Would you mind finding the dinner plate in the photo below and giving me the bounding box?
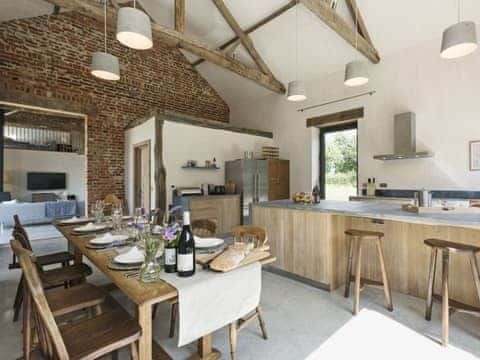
[59,216,93,225]
[194,236,225,249]
[114,246,163,264]
[73,223,108,233]
[89,233,129,245]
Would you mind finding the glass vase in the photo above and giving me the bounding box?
[139,233,161,283]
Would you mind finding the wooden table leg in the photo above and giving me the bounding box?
[137,303,153,360]
[190,333,221,360]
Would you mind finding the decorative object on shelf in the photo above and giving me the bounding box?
[205,160,212,168]
[287,3,306,102]
[469,140,480,171]
[185,160,197,168]
[116,0,153,50]
[91,0,120,81]
[225,181,236,194]
[441,0,477,59]
[261,146,279,159]
[344,5,369,87]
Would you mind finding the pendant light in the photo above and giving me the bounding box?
[344,5,369,87]
[441,0,478,59]
[91,0,120,81]
[287,2,306,102]
[116,0,153,50]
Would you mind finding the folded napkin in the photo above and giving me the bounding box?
[160,262,262,347]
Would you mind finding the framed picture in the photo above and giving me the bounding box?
[470,140,480,171]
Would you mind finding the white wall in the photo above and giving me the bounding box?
[4,149,86,202]
[230,37,480,193]
[125,117,157,213]
[163,121,273,206]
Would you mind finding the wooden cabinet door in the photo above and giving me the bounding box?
[268,160,290,200]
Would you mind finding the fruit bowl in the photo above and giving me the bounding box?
[292,192,312,204]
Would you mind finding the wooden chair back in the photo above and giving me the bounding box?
[231,226,268,248]
[192,219,217,238]
[103,193,123,216]
[13,215,32,250]
[11,239,70,359]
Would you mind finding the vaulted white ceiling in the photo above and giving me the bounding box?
[2,0,480,107]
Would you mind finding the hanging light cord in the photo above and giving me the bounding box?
[295,0,299,80]
[134,0,136,9]
[354,3,358,56]
[457,0,461,23]
[103,0,107,53]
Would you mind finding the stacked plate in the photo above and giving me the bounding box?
[194,236,225,254]
[86,233,130,250]
[58,216,94,225]
[72,222,110,235]
[108,246,163,271]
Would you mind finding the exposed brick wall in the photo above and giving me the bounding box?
[0,12,229,206]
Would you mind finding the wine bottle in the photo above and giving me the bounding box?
[164,236,178,273]
[177,211,195,277]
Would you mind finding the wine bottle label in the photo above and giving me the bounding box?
[165,248,176,265]
[177,254,194,271]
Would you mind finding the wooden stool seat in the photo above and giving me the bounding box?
[344,228,393,315]
[345,229,384,238]
[424,238,480,347]
[424,238,480,253]
[46,283,106,317]
[61,307,141,360]
[40,263,92,288]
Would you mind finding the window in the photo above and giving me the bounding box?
[319,122,358,200]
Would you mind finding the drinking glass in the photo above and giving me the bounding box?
[111,204,123,232]
[91,201,104,224]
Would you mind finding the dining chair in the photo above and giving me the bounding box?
[11,240,108,360]
[14,240,142,360]
[103,193,124,216]
[192,219,217,237]
[154,219,219,337]
[229,225,268,360]
[11,224,92,322]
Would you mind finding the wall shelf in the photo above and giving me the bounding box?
[181,166,220,170]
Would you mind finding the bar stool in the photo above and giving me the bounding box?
[424,239,480,347]
[344,229,394,315]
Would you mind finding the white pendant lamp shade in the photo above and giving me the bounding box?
[91,52,120,81]
[441,21,478,59]
[344,60,369,87]
[116,7,153,50]
[287,80,307,102]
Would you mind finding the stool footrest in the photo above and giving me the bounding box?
[432,294,480,317]
[349,275,384,289]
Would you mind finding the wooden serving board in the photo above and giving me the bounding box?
[197,245,271,272]
[402,204,480,214]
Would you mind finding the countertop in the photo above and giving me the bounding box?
[253,200,480,229]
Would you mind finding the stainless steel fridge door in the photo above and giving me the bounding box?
[256,160,269,202]
[242,160,256,223]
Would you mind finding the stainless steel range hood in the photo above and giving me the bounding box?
[373,112,434,160]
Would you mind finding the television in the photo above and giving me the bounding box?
[27,172,66,191]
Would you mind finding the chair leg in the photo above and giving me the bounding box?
[23,288,32,360]
[441,250,449,347]
[256,306,268,340]
[13,276,24,322]
[376,237,393,312]
[344,236,355,298]
[353,237,363,315]
[229,322,237,360]
[425,247,437,321]
[169,302,178,338]
[469,252,480,306]
[130,342,139,360]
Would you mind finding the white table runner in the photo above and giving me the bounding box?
[160,262,262,346]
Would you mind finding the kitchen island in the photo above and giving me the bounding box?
[252,200,480,307]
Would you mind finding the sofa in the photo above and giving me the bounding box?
[0,200,78,227]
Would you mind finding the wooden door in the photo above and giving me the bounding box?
[133,140,151,210]
[268,160,290,200]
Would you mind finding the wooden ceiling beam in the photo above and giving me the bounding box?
[43,0,286,94]
[212,0,273,77]
[300,0,380,63]
[174,0,185,33]
[345,0,374,48]
[193,0,297,67]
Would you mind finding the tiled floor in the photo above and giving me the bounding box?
[1,238,479,359]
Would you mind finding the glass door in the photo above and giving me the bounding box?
[320,123,358,200]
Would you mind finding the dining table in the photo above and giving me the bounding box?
[54,221,275,360]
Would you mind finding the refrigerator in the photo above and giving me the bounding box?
[225,159,268,225]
